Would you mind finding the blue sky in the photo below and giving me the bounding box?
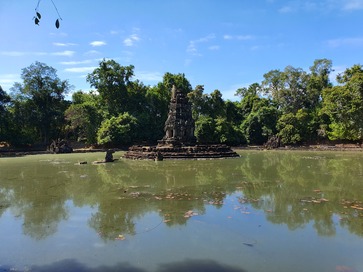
[1,0,363,100]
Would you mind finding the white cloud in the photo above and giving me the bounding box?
[136,71,163,82]
[123,34,140,47]
[278,0,363,13]
[223,35,254,41]
[84,50,101,56]
[0,51,47,57]
[90,41,107,47]
[187,34,216,56]
[208,45,220,51]
[343,0,363,10]
[60,60,93,65]
[327,37,363,47]
[52,50,75,57]
[64,67,97,73]
[53,42,77,47]
[0,74,20,90]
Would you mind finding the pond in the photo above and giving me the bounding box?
[0,150,363,272]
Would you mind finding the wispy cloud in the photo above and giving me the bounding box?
[187,34,216,56]
[342,0,363,10]
[0,51,47,57]
[278,1,319,13]
[208,45,220,51]
[64,67,97,73]
[123,34,140,47]
[136,71,163,82]
[53,42,77,47]
[90,41,107,47]
[223,35,254,41]
[84,50,101,56]
[327,37,363,47]
[60,60,93,65]
[0,74,20,89]
[278,0,363,13]
[52,50,76,57]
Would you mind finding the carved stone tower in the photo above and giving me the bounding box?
[158,85,196,146]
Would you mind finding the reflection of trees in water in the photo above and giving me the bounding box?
[0,159,69,239]
[237,151,363,236]
[1,151,363,240]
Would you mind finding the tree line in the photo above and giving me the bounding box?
[1,58,363,148]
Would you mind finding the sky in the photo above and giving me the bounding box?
[1,0,363,101]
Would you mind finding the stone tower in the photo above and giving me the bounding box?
[158,85,196,146]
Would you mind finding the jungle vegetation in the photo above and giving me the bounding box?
[1,58,363,148]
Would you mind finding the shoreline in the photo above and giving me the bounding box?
[1,144,363,158]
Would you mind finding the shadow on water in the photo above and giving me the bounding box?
[1,259,246,272]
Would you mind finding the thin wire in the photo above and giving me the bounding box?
[50,0,62,20]
[35,0,41,11]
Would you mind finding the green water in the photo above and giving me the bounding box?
[0,150,363,272]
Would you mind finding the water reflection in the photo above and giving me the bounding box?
[1,151,363,241]
[23,258,246,272]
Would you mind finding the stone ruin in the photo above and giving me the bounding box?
[49,139,73,154]
[123,85,239,160]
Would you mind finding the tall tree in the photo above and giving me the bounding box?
[10,62,71,144]
[64,91,101,145]
[321,64,363,141]
[0,85,11,142]
[162,72,193,95]
[87,59,134,117]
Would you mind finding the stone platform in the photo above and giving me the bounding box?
[123,144,239,160]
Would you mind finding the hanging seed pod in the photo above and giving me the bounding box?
[36,12,41,19]
[55,19,60,29]
[35,17,40,25]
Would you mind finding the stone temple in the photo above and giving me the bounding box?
[123,85,239,160]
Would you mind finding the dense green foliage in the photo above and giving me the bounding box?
[1,58,363,148]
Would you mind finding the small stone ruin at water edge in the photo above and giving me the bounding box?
[124,85,239,160]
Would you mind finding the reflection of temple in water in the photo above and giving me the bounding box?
[124,85,239,160]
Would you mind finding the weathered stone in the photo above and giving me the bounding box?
[124,85,239,160]
[49,139,73,154]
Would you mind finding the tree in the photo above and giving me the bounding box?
[194,115,217,144]
[0,85,11,142]
[87,59,134,117]
[10,62,71,145]
[162,72,193,95]
[238,85,278,145]
[321,65,363,141]
[97,112,138,146]
[65,91,101,145]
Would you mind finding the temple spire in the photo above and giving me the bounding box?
[158,85,196,146]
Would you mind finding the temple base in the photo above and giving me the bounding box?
[123,144,239,160]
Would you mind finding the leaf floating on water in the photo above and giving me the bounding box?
[184,210,198,218]
[242,242,254,247]
[351,205,363,210]
[115,234,125,240]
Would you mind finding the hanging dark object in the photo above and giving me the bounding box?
[33,0,63,29]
